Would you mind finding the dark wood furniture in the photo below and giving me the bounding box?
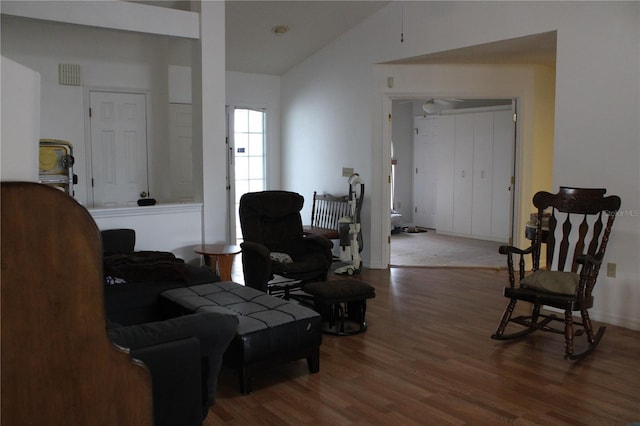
[491,187,621,360]
[303,191,349,240]
[193,244,241,281]
[1,182,153,425]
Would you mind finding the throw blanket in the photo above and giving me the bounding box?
[104,251,190,284]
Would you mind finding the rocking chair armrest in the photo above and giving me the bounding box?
[498,244,534,256]
[499,245,534,288]
[575,253,603,266]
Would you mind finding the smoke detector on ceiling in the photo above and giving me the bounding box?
[271,25,289,36]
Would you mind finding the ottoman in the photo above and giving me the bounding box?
[303,279,376,336]
[160,281,322,395]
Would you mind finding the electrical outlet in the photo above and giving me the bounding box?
[607,262,616,278]
[342,167,354,177]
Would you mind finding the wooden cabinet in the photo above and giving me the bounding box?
[413,106,513,242]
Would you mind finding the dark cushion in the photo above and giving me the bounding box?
[131,337,203,426]
[107,312,238,353]
[239,191,306,251]
[240,190,304,219]
[101,228,136,254]
[104,263,218,325]
[520,270,579,295]
[107,312,239,407]
[303,279,376,304]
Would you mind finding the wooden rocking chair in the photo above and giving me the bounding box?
[491,187,621,360]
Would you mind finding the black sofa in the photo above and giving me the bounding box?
[102,228,218,325]
[107,313,237,425]
[101,229,237,425]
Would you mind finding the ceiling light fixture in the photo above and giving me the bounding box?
[422,100,439,114]
[271,25,289,36]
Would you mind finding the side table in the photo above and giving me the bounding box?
[192,244,241,281]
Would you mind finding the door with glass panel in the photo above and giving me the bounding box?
[229,107,266,245]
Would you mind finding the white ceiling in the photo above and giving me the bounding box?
[225,1,390,75]
[134,1,555,75]
[133,1,390,75]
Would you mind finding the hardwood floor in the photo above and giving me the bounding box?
[206,266,640,425]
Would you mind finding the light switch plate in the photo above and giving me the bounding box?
[342,167,354,177]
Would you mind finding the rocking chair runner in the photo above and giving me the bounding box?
[491,187,621,360]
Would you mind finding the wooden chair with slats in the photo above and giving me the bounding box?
[303,191,350,240]
[491,187,621,360]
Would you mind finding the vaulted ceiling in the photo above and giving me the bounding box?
[133,1,555,75]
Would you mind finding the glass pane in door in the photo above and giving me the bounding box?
[233,108,266,245]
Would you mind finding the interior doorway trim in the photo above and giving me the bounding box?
[378,94,522,269]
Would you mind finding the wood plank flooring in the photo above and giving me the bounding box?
[205,267,640,425]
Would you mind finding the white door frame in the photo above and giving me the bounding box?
[225,105,234,243]
[384,95,520,267]
[84,86,151,207]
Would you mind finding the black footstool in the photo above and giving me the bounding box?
[303,279,375,336]
[160,281,322,395]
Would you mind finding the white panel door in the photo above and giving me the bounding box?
[435,114,455,233]
[90,91,148,207]
[452,113,474,235]
[471,111,494,238]
[413,116,438,229]
[169,103,194,202]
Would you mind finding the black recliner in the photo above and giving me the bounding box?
[239,191,333,293]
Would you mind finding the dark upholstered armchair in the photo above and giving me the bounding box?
[239,191,333,292]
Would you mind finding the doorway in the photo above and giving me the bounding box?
[88,90,149,208]
[227,107,267,245]
[390,98,516,268]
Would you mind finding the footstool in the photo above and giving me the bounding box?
[160,281,322,395]
[303,279,375,336]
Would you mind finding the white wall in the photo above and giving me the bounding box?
[1,56,40,182]
[192,0,227,246]
[0,0,199,38]
[281,1,640,330]
[91,204,203,263]
[1,1,228,253]
[1,15,179,205]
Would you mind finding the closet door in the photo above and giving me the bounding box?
[413,117,438,229]
[435,115,455,233]
[452,114,474,235]
[471,112,494,238]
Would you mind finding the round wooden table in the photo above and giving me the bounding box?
[193,244,241,281]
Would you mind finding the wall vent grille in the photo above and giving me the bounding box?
[58,64,81,86]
